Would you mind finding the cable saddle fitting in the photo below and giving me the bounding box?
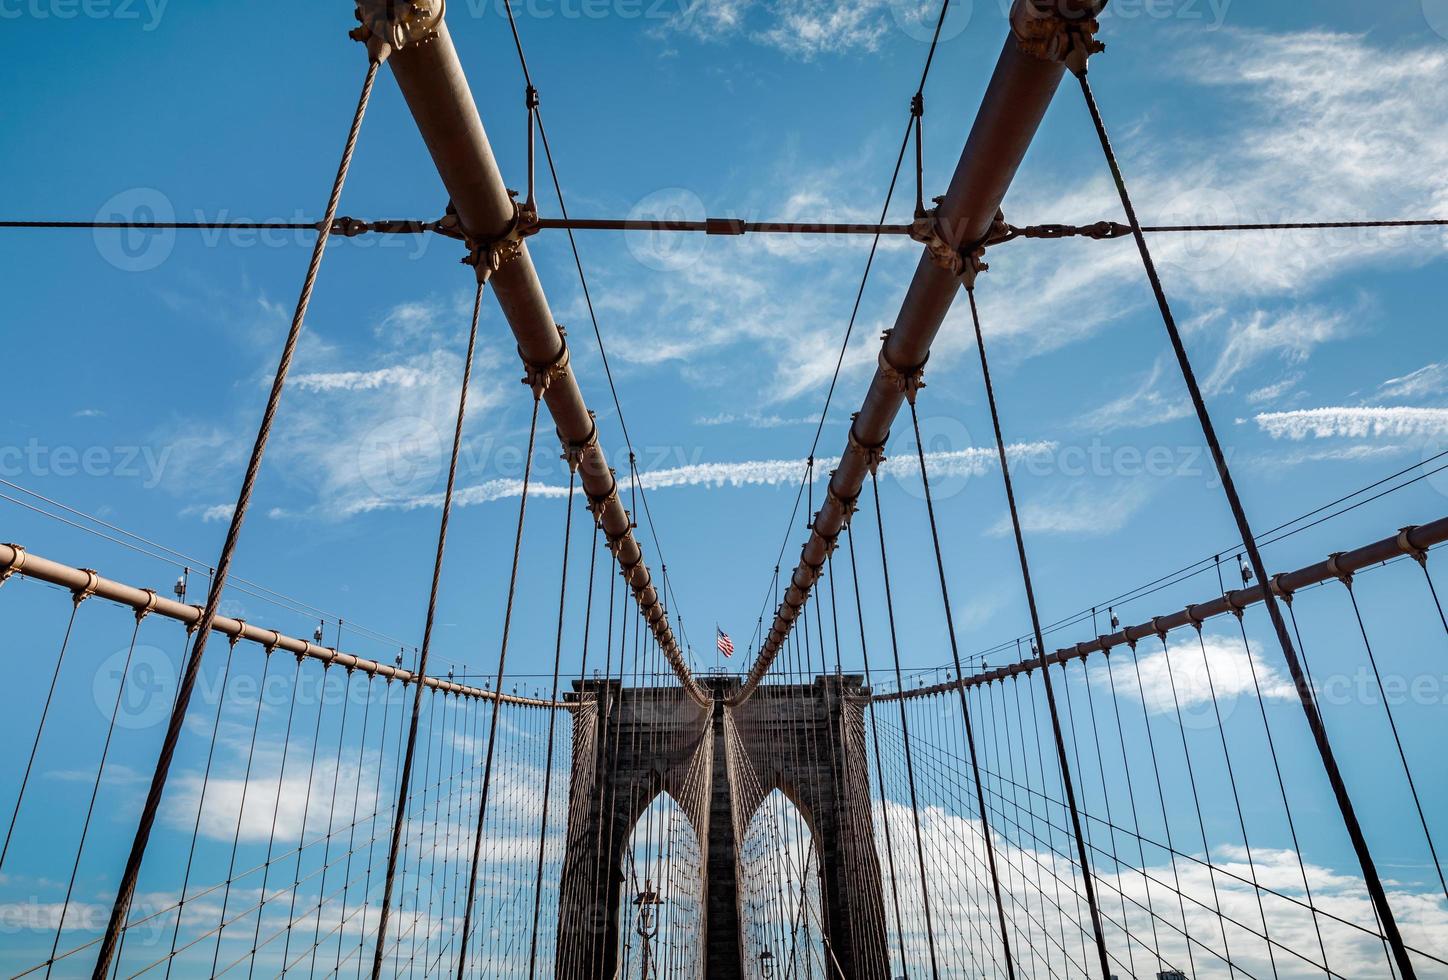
[846,417,888,474]
[909,206,1010,284]
[351,0,445,61]
[877,330,928,404]
[462,192,541,282]
[1010,0,1106,72]
[519,324,570,398]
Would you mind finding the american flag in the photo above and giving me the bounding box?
[716,627,734,658]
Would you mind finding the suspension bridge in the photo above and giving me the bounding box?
[2,0,1447,976]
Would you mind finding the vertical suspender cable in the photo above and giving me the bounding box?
[866,468,942,978]
[527,467,578,976]
[454,394,543,979]
[1072,62,1416,979]
[966,285,1112,979]
[91,56,382,979]
[370,275,486,975]
[907,398,1018,979]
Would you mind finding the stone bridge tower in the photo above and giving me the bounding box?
[555,675,890,979]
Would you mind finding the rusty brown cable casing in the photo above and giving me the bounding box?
[378,16,705,704]
[736,0,1108,703]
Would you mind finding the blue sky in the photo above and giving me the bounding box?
[2,0,1448,974]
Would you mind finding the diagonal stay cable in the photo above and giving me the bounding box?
[1073,55,1417,978]
[88,55,383,980]
[368,276,487,975]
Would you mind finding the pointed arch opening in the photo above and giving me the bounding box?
[615,791,705,977]
[738,788,829,979]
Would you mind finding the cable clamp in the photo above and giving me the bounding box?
[1269,573,1295,604]
[560,417,596,473]
[1010,0,1106,71]
[462,193,539,282]
[910,207,1011,285]
[587,470,619,523]
[1396,526,1429,565]
[73,568,100,605]
[1185,604,1207,630]
[877,332,928,404]
[520,324,570,398]
[1150,616,1169,640]
[263,631,281,655]
[1326,551,1354,586]
[825,478,859,528]
[0,543,26,588]
[350,0,445,59]
[228,620,248,649]
[136,588,159,623]
[847,416,888,474]
[1224,590,1246,619]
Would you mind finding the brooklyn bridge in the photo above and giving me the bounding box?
[2,0,1446,976]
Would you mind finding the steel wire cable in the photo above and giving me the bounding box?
[1075,62,1419,977]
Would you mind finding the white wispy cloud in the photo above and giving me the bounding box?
[695,411,825,429]
[971,28,1448,377]
[1081,358,1190,433]
[331,442,1057,518]
[1254,407,1448,441]
[1376,362,1448,401]
[182,502,236,523]
[1092,632,1296,721]
[662,0,902,58]
[166,297,510,523]
[1246,371,1304,406]
[1199,307,1350,396]
[290,363,445,393]
[987,479,1154,538]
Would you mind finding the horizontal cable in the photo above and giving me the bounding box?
[876,512,1447,701]
[0,217,432,235]
[0,542,573,708]
[1000,217,1448,242]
